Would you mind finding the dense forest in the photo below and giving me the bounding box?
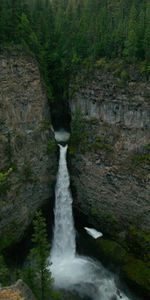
[0,0,150,100]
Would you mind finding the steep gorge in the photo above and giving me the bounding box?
[0,51,149,297]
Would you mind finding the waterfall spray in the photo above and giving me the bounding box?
[49,143,135,300]
[51,145,75,263]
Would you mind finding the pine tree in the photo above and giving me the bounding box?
[144,2,150,60]
[123,3,138,61]
[23,211,52,300]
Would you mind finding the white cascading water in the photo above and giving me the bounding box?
[51,145,75,262]
[49,144,135,300]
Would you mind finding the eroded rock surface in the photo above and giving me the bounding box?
[0,50,56,247]
[70,67,150,237]
[0,279,36,300]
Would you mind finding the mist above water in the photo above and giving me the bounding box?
[48,144,135,300]
[54,130,70,143]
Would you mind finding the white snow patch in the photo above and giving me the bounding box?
[84,227,103,239]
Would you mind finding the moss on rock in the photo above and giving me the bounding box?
[127,226,150,263]
[95,238,127,265]
[122,256,150,295]
[90,237,150,297]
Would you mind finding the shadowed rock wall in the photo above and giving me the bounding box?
[70,67,150,235]
[0,50,56,246]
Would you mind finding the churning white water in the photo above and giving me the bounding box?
[49,145,133,300]
[51,145,75,263]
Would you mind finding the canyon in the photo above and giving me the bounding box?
[0,52,149,297]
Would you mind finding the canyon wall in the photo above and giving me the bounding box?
[0,49,56,247]
[70,65,150,237]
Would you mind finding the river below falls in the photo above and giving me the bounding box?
[48,225,140,300]
[48,144,140,300]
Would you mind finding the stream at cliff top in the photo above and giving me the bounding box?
[48,144,136,300]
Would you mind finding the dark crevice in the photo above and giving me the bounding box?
[50,99,71,132]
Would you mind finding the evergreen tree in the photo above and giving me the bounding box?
[144,2,150,60]
[123,3,138,61]
[0,0,150,99]
[23,211,52,300]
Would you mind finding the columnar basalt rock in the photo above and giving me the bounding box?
[70,67,150,236]
[0,50,57,246]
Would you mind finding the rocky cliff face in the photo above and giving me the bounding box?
[70,65,150,239]
[0,50,56,247]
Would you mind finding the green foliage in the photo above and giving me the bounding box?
[131,153,150,167]
[144,3,150,60]
[127,226,150,263]
[0,0,150,100]
[89,137,112,153]
[95,239,127,265]
[96,58,107,69]
[139,61,150,80]
[122,256,150,293]
[70,108,83,145]
[40,120,51,131]
[90,207,99,218]
[47,139,57,154]
[0,255,9,286]
[0,168,13,196]
[50,290,64,300]
[0,170,10,183]
[0,212,63,299]
[120,70,129,81]
[22,211,52,300]
[123,4,138,61]
[96,237,150,293]
[69,108,88,154]
[0,230,16,252]
[145,144,150,152]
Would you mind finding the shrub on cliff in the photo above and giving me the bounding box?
[22,211,52,300]
[69,108,88,154]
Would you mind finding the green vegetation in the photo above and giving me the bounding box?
[0,231,16,251]
[0,167,13,196]
[0,255,9,286]
[69,110,112,154]
[124,145,150,181]
[0,168,12,183]
[40,120,52,131]
[69,108,88,154]
[0,212,63,300]
[122,256,150,293]
[21,211,52,300]
[94,237,150,295]
[131,153,150,167]
[47,139,57,154]
[89,137,112,153]
[0,0,150,101]
[90,207,99,218]
[95,239,127,265]
[127,226,150,263]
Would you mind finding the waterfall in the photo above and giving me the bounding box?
[51,145,75,262]
[49,144,136,300]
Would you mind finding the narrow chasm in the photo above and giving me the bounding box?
[50,99,71,133]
